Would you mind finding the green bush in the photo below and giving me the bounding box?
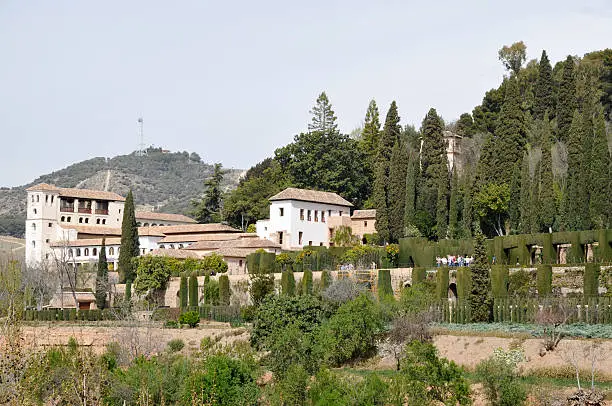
[435,267,450,299]
[240,305,257,323]
[250,274,274,305]
[377,269,393,300]
[179,274,188,310]
[219,275,231,305]
[167,338,185,353]
[536,264,552,297]
[412,267,426,284]
[584,263,600,298]
[475,349,527,406]
[189,273,199,309]
[179,311,200,328]
[491,265,509,299]
[320,270,332,291]
[302,269,313,295]
[281,270,296,296]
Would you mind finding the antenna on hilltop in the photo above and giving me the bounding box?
[136,117,146,156]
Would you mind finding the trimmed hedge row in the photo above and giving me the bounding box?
[377,269,393,299]
[24,308,118,322]
[198,305,241,323]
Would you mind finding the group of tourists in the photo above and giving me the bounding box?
[435,255,473,267]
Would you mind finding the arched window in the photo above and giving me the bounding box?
[31,241,35,248]
[68,249,73,257]
[31,223,36,230]
[179,244,184,248]
[61,216,65,222]
[33,208,37,215]
[31,195,35,202]
[170,244,175,249]
[109,247,114,255]
[84,248,89,256]
[36,195,39,202]
[51,196,54,203]
[67,216,71,222]
[137,222,142,227]
[159,245,165,249]
[45,195,48,203]
[79,218,83,224]
[102,219,106,225]
[152,223,157,226]
[92,248,97,256]
[76,248,81,257]
[143,223,149,226]
[84,218,89,224]
[96,219,100,224]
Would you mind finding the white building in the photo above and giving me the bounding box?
[25,183,126,265]
[256,188,353,250]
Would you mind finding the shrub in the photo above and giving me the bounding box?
[475,348,527,406]
[281,270,296,296]
[302,269,313,295]
[321,278,366,304]
[167,338,185,353]
[219,275,231,305]
[584,263,600,299]
[536,264,553,297]
[179,311,200,328]
[164,320,179,329]
[179,275,188,310]
[249,273,274,305]
[377,269,393,300]
[188,272,199,309]
[203,275,220,305]
[240,305,257,322]
[270,364,309,406]
[320,270,332,291]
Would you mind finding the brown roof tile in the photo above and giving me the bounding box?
[137,227,167,237]
[211,247,264,258]
[158,233,256,244]
[351,209,376,219]
[135,211,196,223]
[50,237,122,247]
[61,225,122,236]
[27,183,125,201]
[149,223,241,235]
[148,249,201,259]
[186,237,280,251]
[269,188,353,207]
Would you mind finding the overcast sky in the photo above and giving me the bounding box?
[1,1,611,187]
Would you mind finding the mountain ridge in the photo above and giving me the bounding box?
[0,147,244,237]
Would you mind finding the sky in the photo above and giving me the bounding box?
[1,1,611,187]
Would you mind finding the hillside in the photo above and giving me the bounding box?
[0,147,244,237]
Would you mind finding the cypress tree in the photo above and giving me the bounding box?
[538,115,556,232]
[388,141,408,242]
[556,56,577,141]
[469,230,492,322]
[374,101,401,243]
[519,152,532,234]
[95,239,108,310]
[360,99,381,169]
[189,272,199,309]
[403,152,418,229]
[435,167,449,240]
[448,168,459,239]
[493,77,526,185]
[124,281,132,305]
[508,162,521,232]
[281,270,296,296]
[118,190,140,283]
[562,110,590,231]
[461,175,474,238]
[588,106,611,228]
[530,158,541,233]
[418,108,446,222]
[302,269,313,295]
[320,270,332,291]
[219,275,231,305]
[377,269,393,300]
[179,274,188,310]
[475,134,496,188]
[203,274,211,304]
[533,50,554,120]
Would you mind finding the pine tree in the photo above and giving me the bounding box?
[469,230,492,322]
[94,238,108,310]
[588,106,611,228]
[360,99,381,167]
[533,50,554,120]
[388,141,408,242]
[508,162,521,232]
[448,168,459,239]
[493,77,526,185]
[374,101,401,243]
[118,190,139,283]
[538,115,556,232]
[191,163,225,223]
[435,165,449,240]
[403,152,418,230]
[556,56,576,141]
[308,91,338,135]
[519,153,532,234]
[417,108,446,221]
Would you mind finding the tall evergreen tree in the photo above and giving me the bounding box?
[588,106,611,229]
[538,115,556,232]
[556,56,577,141]
[359,99,381,167]
[530,158,541,233]
[519,153,532,234]
[308,92,338,135]
[403,152,418,229]
[448,168,460,239]
[493,77,526,185]
[469,229,492,322]
[388,141,408,242]
[533,50,555,120]
[374,101,401,243]
[417,108,446,225]
[191,163,225,223]
[461,175,474,238]
[435,164,450,240]
[562,110,590,231]
[95,238,108,310]
[118,190,140,283]
[508,162,521,232]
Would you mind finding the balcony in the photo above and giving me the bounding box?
[95,209,109,215]
[78,208,92,214]
[60,206,75,213]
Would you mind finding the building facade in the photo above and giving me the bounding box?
[256,188,353,250]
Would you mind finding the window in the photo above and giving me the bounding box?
[143,223,149,226]
[320,242,323,246]
[36,195,39,202]
[179,244,184,248]
[51,196,54,203]
[79,218,83,224]
[170,244,175,249]
[314,211,318,222]
[67,216,71,222]
[339,211,343,216]
[307,210,312,221]
[33,208,37,215]
[364,221,368,227]
[76,248,81,257]
[298,231,303,245]
[84,218,89,224]
[61,216,65,222]
[279,207,284,217]
[328,210,332,217]
[278,231,283,245]
[108,247,114,255]
[96,219,100,224]
[321,211,325,222]
[159,245,165,249]
[45,253,49,259]
[45,195,48,203]
[102,219,106,225]
[48,222,52,227]
[300,209,304,220]
[308,241,312,246]
[31,223,36,230]
[31,241,35,248]
[93,248,97,256]
[239,259,243,268]
[31,195,35,203]
[68,249,73,257]
[84,248,89,256]
[45,239,50,243]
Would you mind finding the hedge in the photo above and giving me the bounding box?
[219,275,231,305]
[302,269,313,295]
[281,270,296,296]
[583,263,600,299]
[179,275,188,310]
[411,267,426,285]
[377,269,393,300]
[188,273,198,309]
[536,264,552,297]
[25,308,118,322]
[568,233,585,263]
[198,305,241,323]
[491,265,508,299]
[320,270,332,291]
[435,267,450,299]
[456,267,471,301]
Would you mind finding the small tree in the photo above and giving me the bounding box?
[219,275,230,305]
[469,229,493,322]
[536,299,574,351]
[179,274,188,310]
[281,270,296,296]
[377,269,393,300]
[302,270,313,295]
[189,272,199,309]
[118,190,140,283]
[320,270,332,291]
[94,239,109,310]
